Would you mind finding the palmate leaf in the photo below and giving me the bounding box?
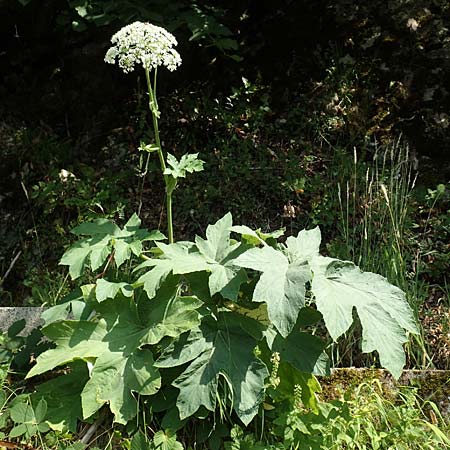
[41,284,96,326]
[195,213,248,300]
[27,282,202,424]
[233,228,321,337]
[135,243,208,299]
[156,313,268,425]
[96,278,133,302]
[136,214,247,301]
[311,256,419,378]
[164,153,204,179]
[81,348,160,422]
[60,214,165,279]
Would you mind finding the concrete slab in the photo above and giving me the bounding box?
[0,307,45,336]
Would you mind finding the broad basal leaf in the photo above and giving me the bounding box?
[27,283,202,424]
[81,348,160,422]
[41,285,96,326]
[137,215,247,301]
[135,243,208,299]
[156,314,268,425]
[311,256,419,378]
[233,227,322,337]
[137,275,203,344]
[72,218,120,236]
[60,235,111,279]
[135,259,174,299]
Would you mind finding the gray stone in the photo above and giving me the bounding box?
[0,307,45,336]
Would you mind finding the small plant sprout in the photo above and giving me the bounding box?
[105,21,203,243]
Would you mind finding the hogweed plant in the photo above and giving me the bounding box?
[105,21,203,243]
[20,22,419,445]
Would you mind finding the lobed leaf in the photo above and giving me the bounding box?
[60,214,164,279]
[311,256,419,378]
[96,278,133,302]
[156,314,268,425]
[164,153,205,179]
[233,246,310,337]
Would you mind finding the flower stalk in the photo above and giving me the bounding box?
[145,67,174,243]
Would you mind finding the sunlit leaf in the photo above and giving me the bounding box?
[311,256,419,378]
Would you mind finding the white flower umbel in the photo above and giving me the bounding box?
[105,21,182,73]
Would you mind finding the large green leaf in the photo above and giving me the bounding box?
[135,259,174,299]
[81,348,160,422]
[195,213,248,300]
[137,214,247,301]
[27,283,202,424]
[60,214,164,279]
[137,276,203,345]
[233,228,321,337]
[60,235,111,279]
[135,242,208,299]
[156,314,268,425]
[311,256,419,378]
[96,278,133,302]
[41,284,96,326]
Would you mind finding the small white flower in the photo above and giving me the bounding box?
[105,21,182,73]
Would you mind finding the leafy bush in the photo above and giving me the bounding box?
[18,210,417,438]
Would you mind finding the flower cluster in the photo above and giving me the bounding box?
[105,21,182,73]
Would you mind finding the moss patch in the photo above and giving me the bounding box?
[318,368,450,416]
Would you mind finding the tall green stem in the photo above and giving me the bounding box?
[145,67,174,243]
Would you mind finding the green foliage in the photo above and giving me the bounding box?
[60,214,164,279]
[164,153,205,195]
[8,396,50,439]
[271,381,450,449]
[20,209,417,439]
[157,314,269,425]
[16,0,241,60]
[164,153,204,180]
